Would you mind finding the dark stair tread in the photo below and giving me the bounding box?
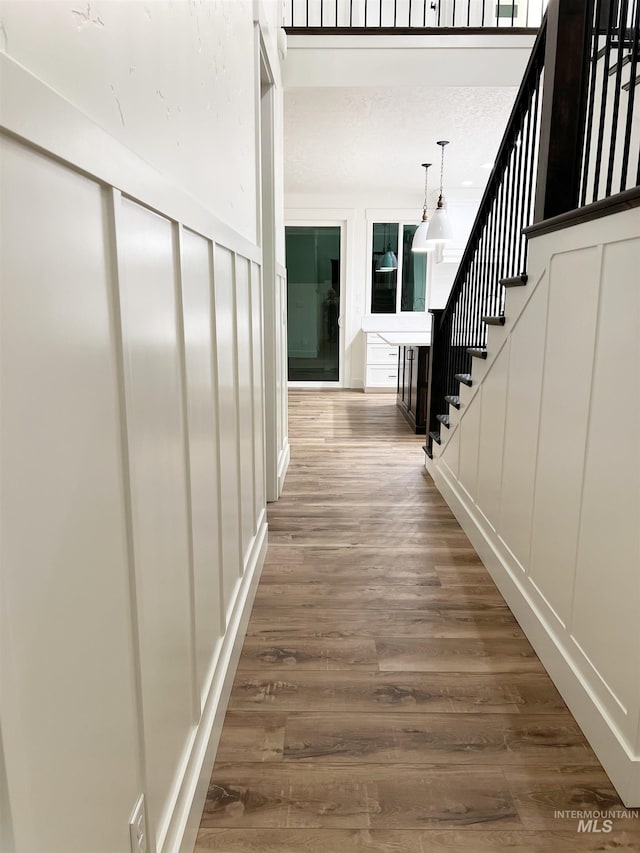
[483,314,506,326]
[436,414,450,428]
[467,347,488,359]
[444,394,461,409]
[500,273,528,287]
[455,373,473,387]
[623,73,640,91]
[429,430,442,446]
[422,444,433,459]
[597,41,634,60]
[608,53,639,76]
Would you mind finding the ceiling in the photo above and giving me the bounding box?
[284,85,518,200]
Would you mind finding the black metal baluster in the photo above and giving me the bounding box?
[409,0,413,27]
[484,200,497,321]
[453,0,457,26]
[512,122,525,277]
[620,0,640,189]
[467,259,478,351]
[516,97,532,274]
[473,225,484,341]
[484,210,496,319]
[524,74,541,264]
[478,213,491,325]
[493,170,506,317]
[593,0,617,200]
[479,221,489,342]
[452,282,461,386]
[580,0,600,201]
[437,0,441,27]
[502,150,515,285]
[380,0,383,26]
[606,0,630,195]
[467,0,471,26]
[507,142,520,278]
[459,278,469,381]
[467,269,476,355]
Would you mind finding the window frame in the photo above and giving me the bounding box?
[367,216,429,316]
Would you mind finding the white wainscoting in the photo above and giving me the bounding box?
[0,52,276,853]
[426,206,640,807]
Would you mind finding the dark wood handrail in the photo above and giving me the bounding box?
[435,15,547,331]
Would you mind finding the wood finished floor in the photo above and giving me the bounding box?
[196,392,640,852]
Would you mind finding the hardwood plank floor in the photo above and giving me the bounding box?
[196,391,640,851]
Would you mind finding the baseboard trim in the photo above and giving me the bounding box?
[159,518,268,853]
[277,440,290,497]
[431,461,640,807]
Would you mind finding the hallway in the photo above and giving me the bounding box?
[195,391,638,852]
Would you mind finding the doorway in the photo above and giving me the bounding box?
[285,225,341,383]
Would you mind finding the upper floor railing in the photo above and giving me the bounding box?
[426,0,640,453]
[283,0,546,30]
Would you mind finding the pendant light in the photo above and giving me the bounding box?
[411,163,435,253]
[428,140,454,244]
[376,224,398,272]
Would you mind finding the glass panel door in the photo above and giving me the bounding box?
[285,225,341,382]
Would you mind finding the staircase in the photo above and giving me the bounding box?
[424,0,640,460]
[425,275,528,458]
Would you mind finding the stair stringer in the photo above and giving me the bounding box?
[430,264,544,463]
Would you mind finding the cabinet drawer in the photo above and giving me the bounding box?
[367,343,400,365]
[366,365,399,387]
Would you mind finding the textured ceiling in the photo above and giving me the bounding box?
[284,85,518,198]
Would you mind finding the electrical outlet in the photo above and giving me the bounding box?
[129,794,147,853]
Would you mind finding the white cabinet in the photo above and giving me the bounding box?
[365,333,399,391]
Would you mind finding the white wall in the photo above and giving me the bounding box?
[426,206,640,806]
[0,2,287,851]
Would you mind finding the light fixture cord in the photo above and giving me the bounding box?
[439,145,445,197]
[423,165,429,212]
[421,164,430,220]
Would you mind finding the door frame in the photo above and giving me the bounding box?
[284,216,348,389]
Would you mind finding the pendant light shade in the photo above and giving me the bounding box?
[375,223,398,272]
[377,248,398,272]
[429,141,454,245]
[427,200,454,243]
[412,163,435,253]
[411,219,433,253]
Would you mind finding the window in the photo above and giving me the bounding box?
[371,222,427,314]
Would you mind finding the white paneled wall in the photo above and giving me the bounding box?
[117,197,198,845]
[0,134,141,853]
[1,131,272,852]
[180,228,223,704]
[427,206,640,806]
[214,245,244,615]
[0,1,286,848]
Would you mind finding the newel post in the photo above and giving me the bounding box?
[426,308,445,440]
[534,0,594,222]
